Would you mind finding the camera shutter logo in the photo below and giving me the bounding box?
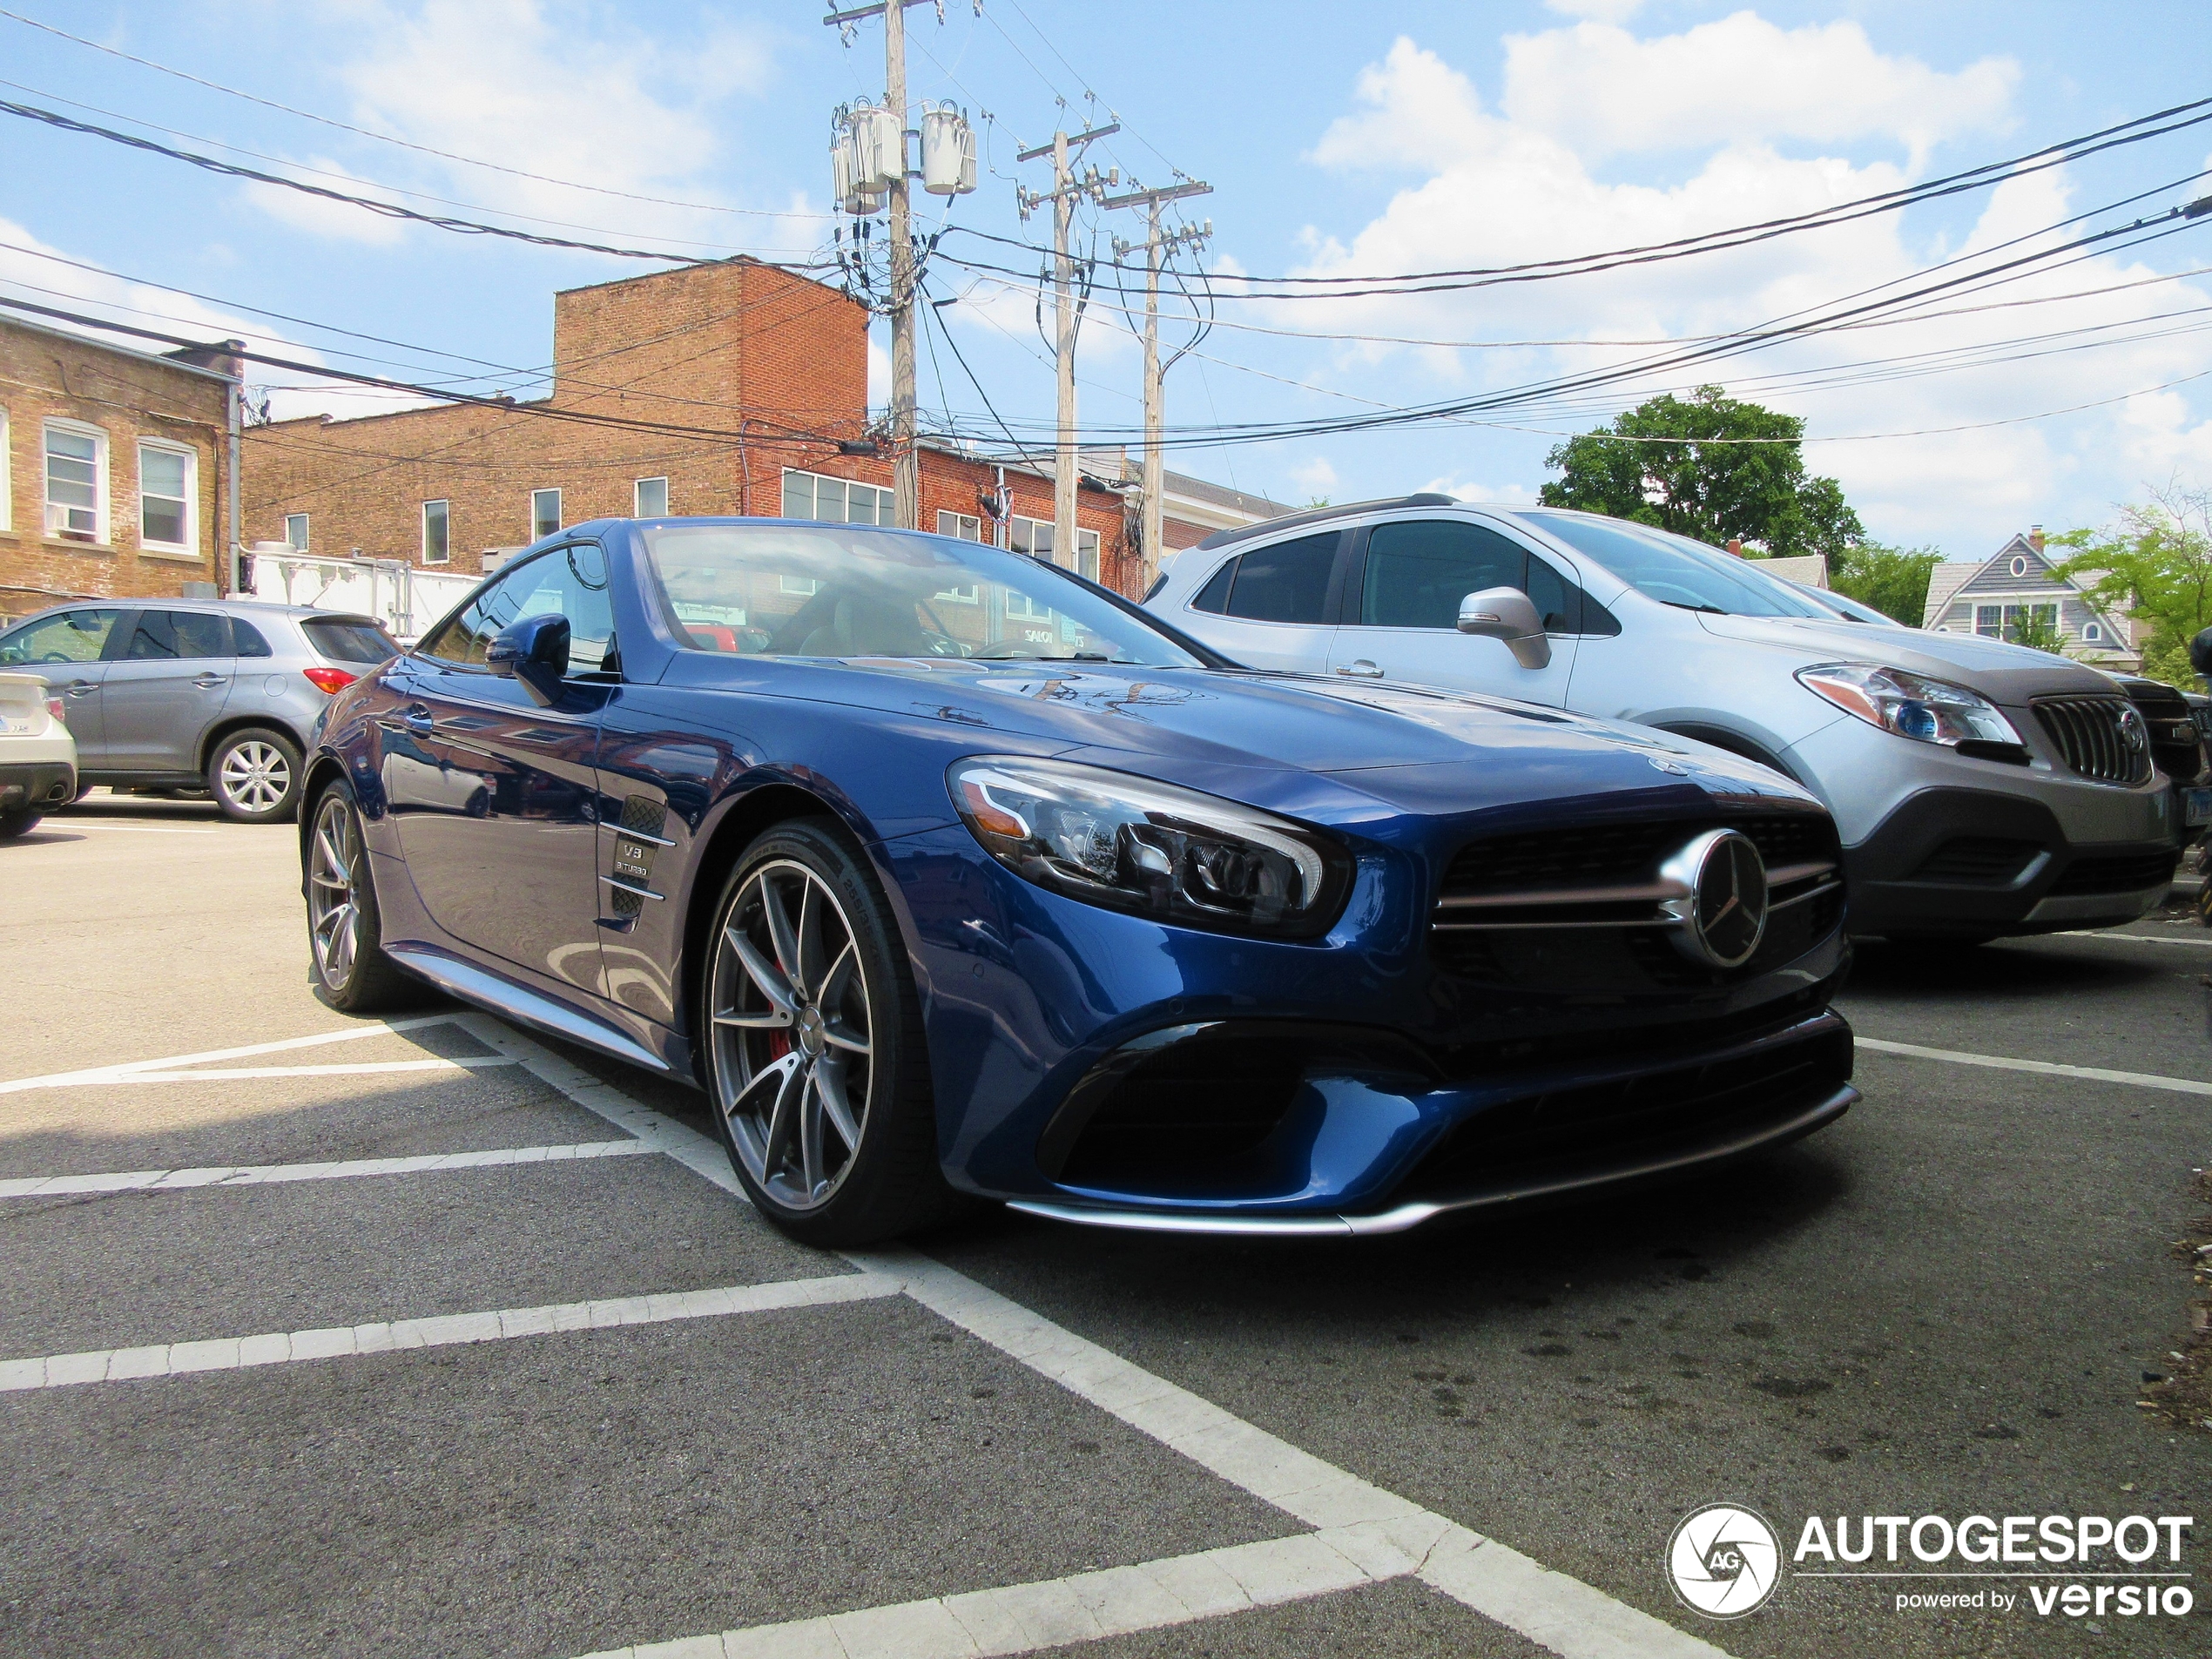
[1669,1503,1782,1618]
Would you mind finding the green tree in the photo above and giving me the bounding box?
[2004,608,2068,655]
[1829,542,1943,625]
[2048,482,2212,685]
[1538,385,1866,558]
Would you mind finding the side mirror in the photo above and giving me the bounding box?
[1457,587,1552,670]
[486,612,570,705]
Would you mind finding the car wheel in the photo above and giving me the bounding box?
[305,780,420,1013]
[209,728,303,823]
[704,819,949,1246]
[0,806,43,839]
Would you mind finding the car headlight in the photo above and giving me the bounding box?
[948,756,1353,939]
[1796,664,2022,749]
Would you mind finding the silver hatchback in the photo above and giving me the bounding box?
[0,599,398,822]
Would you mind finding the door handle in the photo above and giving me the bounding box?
[1335,660,1385,678]
[192,674,229,689]
[401,708,435,733]
[63,681,96,697]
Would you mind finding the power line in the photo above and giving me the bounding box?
[0,4,822,220]
[0,98,833,269]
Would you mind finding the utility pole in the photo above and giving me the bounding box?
[1103,180,1211,594]
[1018,121,1116,568]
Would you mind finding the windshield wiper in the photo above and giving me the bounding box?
[1660,600,1729,615]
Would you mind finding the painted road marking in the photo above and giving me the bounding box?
[0,1271,900,1393]
[0,1140,653,1199]
[9,1056,518,1091]
[1856,1036,2212,1096]
[2052,929,2212,948]
[0,1014,462,1097]
[576,1521,1447,1659]
[478,1017,1730,1659]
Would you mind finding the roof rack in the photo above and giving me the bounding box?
[1194,493,1460,551]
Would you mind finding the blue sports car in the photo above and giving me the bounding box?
[300,516,1856,1244]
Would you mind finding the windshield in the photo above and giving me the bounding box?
[1519,510,1831,618]
[640,523,1204,667]
[1791,583,1902,625]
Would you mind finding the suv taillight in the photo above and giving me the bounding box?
[302,666,357,695]
[46,697,65,724]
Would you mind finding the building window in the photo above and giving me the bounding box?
[421,499,451,565]
[137,441,196,551]
[1009,515,1101,581]
[44,421,106,543]
[780,467,892,527]
[635,476,669,517]
[2009,555,2030,577]
[531,489,562,541]
[284,513,309,552]
[0,407,10,532]
[779,575,820,597]
[936,509,982,541]
[2082,623,2102,643]
[1974,604,2002,638]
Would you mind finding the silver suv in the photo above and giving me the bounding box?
[0,599,397,823]
[1147,496,2175,943]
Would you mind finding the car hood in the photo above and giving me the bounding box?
[1694,611,2120,703]
[661,654,1820,822]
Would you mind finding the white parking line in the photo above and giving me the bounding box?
[1856,1035,2212,1096]
[0,1140,653,1199]
[12,1057,519,1091]
[474,1019,1729,1659]
[40,823,221,835]
[582,1520,1446,1659]
[2053,928,2212,948]
[0,1014,462,1097]
[0,1271,900,1393]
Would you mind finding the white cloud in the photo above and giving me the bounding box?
[1288,456,1339,498]
[238,158,409,246]
[1277,21,2212,556]
[1421,475,1538,505]
[1501,15,2017,167]
[1543,0,1643,21]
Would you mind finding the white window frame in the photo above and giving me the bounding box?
[1973,604,2001,638]
[43,417,108,544]
[634,476,669,517]
[136,437,199,554]
[285,513,310,551]
[0,406,10,532]
[2082,622,2103,642]
[780,466,891,527]
[2009,555,2030,577]
[531,488,563,541]
[936,509,981,541]
[421,499,452,566]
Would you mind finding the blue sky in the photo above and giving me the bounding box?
[3,0,2210,558]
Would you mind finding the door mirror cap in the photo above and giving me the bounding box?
[486,612,570,705]
[1456,586,1552,670]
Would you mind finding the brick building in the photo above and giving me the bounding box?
[243,260,1284,597]
[0,315,240,624]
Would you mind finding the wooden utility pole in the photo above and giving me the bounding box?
[883,0,917,529]
[1019,122,1117,567]
[1103,179,1211,593]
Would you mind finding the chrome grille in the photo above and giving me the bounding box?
[2033,696,2151,785]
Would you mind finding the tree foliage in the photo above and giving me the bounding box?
[1538,385,1865,558]
[1829,543,1942,625]
[2049,481,2212,685]
[2004,608,2068,655]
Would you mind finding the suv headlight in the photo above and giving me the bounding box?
[948,756,1353,939]
[1797,664,2022,748]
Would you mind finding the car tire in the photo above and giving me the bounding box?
[305,779,421,1013]
[209,728,304,823]
[0,806,43,839]
[702,818,952,1246]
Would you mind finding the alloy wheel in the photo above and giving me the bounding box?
[221,740,292,813]
[710,859,875,1211]
[307,793,361,990]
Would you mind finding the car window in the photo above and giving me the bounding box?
[1222,531,1338,624]
[302,618,401,664]
[1190,556,1237,614]
[124,610,232,660]
[641,523,1203,666]
[0,607,122,665]
[421,543,613,671]
[1361,520,1527,629]
[233,617,275,658]
[1519,511,1830,619]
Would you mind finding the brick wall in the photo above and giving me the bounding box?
[240,259,1138,591]
[0,319,233,624]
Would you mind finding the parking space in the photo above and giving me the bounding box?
[1,809,2205,1658]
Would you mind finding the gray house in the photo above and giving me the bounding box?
[1921,529,2141,670]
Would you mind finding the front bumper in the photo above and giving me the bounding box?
[1842,786,2176,939]
[0,759,77,814]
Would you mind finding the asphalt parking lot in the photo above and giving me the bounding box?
[1,795,2205,1659]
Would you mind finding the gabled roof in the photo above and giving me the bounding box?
[1919,561,1980,626]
